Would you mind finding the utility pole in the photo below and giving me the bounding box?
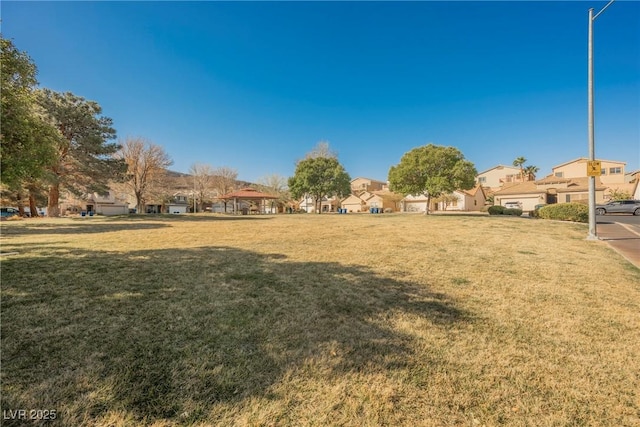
[587,0,615,240]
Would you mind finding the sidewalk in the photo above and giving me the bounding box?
[596,221,640,268]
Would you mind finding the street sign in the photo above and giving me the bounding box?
[587,161,601,177]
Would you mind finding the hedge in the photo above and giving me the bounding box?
[537,203,588,223]
[503,208,523,216]
[488,205,505,215]
[488,206,522,216]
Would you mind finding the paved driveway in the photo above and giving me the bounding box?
[597,214,640,267]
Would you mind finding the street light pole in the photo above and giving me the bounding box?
[587,0,615,240]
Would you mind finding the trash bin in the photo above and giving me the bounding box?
[241,207,248,215]
[81,211,87,217]
[89,211,94,217]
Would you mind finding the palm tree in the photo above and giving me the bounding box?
[524,165,539,181]
[513,157,527,182]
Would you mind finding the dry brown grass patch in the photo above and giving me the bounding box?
[1,214,638,426]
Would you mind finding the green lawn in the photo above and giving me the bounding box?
[1,214,639,426]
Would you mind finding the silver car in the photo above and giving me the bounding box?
[595,200,640,216]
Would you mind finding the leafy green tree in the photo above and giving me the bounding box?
[608,188,631,201]
[0,37,57,208]
[288,156,351,214]
[37,89,125,216]
[388,144,476,214]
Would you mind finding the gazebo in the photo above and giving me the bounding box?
[219,188,278,215]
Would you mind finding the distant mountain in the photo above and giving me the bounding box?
[164,169,255,191]
[166,170,190,178]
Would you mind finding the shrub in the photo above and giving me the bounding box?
[488,205,505,215]
[503,208,523,216]
[538,203,588,223]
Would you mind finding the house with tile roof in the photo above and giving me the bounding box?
[340,194,367,212]
[493,176,608,211]
[552,157,626,185]
[363,190,404,212]
[350,177,388,193]
[399,185,486,213]
[433,185,486,212]
[476,165,523,190]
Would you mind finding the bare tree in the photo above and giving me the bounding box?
[116,137,173,214]
[212,166,238,212]
[306,140,337,159]
[188,163,215,212]
[258,173,288,194]
[257,173,290,213]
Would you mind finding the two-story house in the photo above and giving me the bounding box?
[476,165,523,191]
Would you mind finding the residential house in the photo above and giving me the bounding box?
[476,165,523,190]
[341,194,366,212]
[166,193,189,214]
[493,175,607,211]
[552,158,637,200]
[433,185,486,212]
[400,194,430,213]
[86,192,129,216]
[363,190,403,212]
[628,171,640,200]
[552,157,625,184]
[350,177,387,193]
[297,195,339,213]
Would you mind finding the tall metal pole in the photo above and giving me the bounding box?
[586,0,615,241]
[587,7,597,240]
[194,174,197,214]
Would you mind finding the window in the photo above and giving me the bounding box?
[478,177,486,183]
[555,172,564,178]
[609,167,622,175]
[601,169,607,175]
[566,195,571,203]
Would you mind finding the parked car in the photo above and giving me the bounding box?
[0,207,20,219]
[595,200,640,216]
[504,202,522,210]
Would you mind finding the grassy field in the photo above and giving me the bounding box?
[1,213,639,426]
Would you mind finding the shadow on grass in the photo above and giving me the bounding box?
[103,213,274,222]
[0,221,172,236]
[1,246,469,425]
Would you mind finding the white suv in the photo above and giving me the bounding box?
[504,202,522,209]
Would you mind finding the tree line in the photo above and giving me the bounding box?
[2,37,494,217]
[0,38,276,216]
[1,37,125,217]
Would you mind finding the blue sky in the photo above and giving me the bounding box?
[2,1,639,183]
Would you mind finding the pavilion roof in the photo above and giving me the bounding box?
[219,187,278,200]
